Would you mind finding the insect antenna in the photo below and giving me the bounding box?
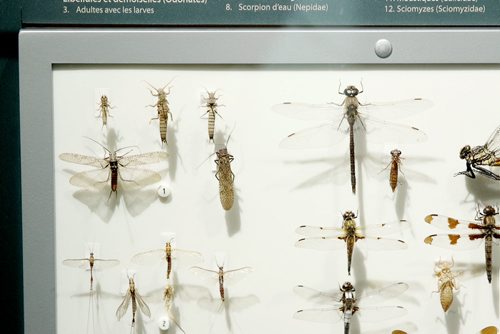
[83,136,111,155]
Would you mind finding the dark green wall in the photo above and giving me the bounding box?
[1,0,23,333]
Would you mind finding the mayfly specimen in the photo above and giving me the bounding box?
[294,281,408,334]
[97,95,112,127]
[147,82,173,145]
[215,141,235,211]
[424,205,500,283]
[116,276,151,327]
[131,240,203,279]
[296,211,407,275]
[433,258,460,312]
[191,261,252,302]
[163,283,186,333]
[456,125,500,181]
[274,84,429,194]
[59,139,167,197]
[63,251,120,291]
[202,91,223,142]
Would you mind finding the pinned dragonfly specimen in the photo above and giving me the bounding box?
[202,90,223,142]
[294,281,408,334]
[482,326,499,334]
[296,211,407,275]
[59,139,167,198]
[116,276,151,328]
[131,239,202,279]
[97,95,112,127]
[191,260,252,303]
[456,125,500,181]
[274,84,429,194]
[146,81,174,145]
[63,251,119,291]
[433,258,460,312]
[424,205,500,283]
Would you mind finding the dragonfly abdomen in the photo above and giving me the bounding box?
[208,107,216,141]
[486,235,493,283]
[439,281,454,312]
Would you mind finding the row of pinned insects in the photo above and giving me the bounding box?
[63,240,253,332]
[293,205,499,333]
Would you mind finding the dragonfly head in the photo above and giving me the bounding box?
[342,211,357,220]
[343,86,359,97]
[341,282,354,292]
[459,145,471,159]
[483,205,498,216]
[390,149,402,157]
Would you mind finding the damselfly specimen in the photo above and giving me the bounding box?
[202,91,223,142]
[147,82,173,145]
[63,251,119,291]
[59,139,167,197]
[433,258,460,312]
[456,125,500,181]
[131,240,202,279]
[424,205,500,283]
[274,84,429,194]
[97,95,112,127]
[296,211,407,275]
[191,261,252,302]
[116,276,151,327]
[294,281,408,334]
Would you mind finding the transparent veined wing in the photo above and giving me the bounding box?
[59,153,108,168]
[223,266,253,285]
[293,285,342,305]
[273,102,342,121]
[295,225,345,237]
[484,125,500,152]
[63,258,91,269]
[135,292,152,318]
[360,115,427,144]
[120,151,167,167]
[118,167,162,188]
[173,249,203,268]
[359,98,432,120]
[190,266,220,283]
[69,168,110,189]
[293,307,343,323]
[356,237,407,251]
[295,236,346,250]
[116,290,132,320]
[357,282,409,306]
[93,259,120,270]
[424,233,485,250]
[280,123,348,149]
[131,249,165,266]
[355,305,407,322]
[360,220,409,237]
[424,214,477,232]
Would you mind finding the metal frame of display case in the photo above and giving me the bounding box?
[19,28,500,334]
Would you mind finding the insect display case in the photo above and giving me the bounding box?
[20,29,500,334]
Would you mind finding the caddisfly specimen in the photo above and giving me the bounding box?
[116,276,151,327]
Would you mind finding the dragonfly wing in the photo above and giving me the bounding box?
[69,169,109,189]
[293,285,342,304]
[424,233,485,250]
[59,153,107,168]
[223,266,253,285]
[116,290,132,320]
[361,98,432,119]
[62,258,90,269]
[484,125,500,152]
[273,102,340,120]
[361,115,427,143]
[295,225,344,237]
[280,123,348,149]
[121,151,168,166]
[295,236,346,250]
[358,282,409,306]
[93,259,120,270]
[424,214,476,232]
[131,249,165,266]
[119,167,161,188]
[293,307,343,323]
[190,266,220,283]
[135,292,152,318]
[173,249,204,268]
[356,305,407,322]
[360,220,409,237]
[355,237,407,251]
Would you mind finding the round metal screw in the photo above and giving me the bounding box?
[375,39,393,59]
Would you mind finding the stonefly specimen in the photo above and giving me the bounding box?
[147,81,173,145]
[202,91,223,142]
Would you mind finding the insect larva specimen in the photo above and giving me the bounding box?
[387,149,402,192]
[63,251,119,291]
[163,283,185,333]
[147,82,173,145]
[97,95,112,127]
[116,276,151,327]
[59,139,167,198]
[215,145,235,211]
[202,91,223,142]
[434,259,460,312]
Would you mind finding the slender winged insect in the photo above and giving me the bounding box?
[433,258,460,312]
[162,283,186,333]
[97,95,112,127]
[456,125,500,181]
[59,139,167,198]
[424,205,500,283]
[214,135,235,211]
[482,326,499,334]
[202,90,223,142]
[63,250,120,292]
[294,281,408,334]
[385,149,403,192]
[274,84,429,194]
[191,260,252,302]
[146,81,174,145]
[295,210,407,275]
[131,239,203,280]
[116,275,151,328]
